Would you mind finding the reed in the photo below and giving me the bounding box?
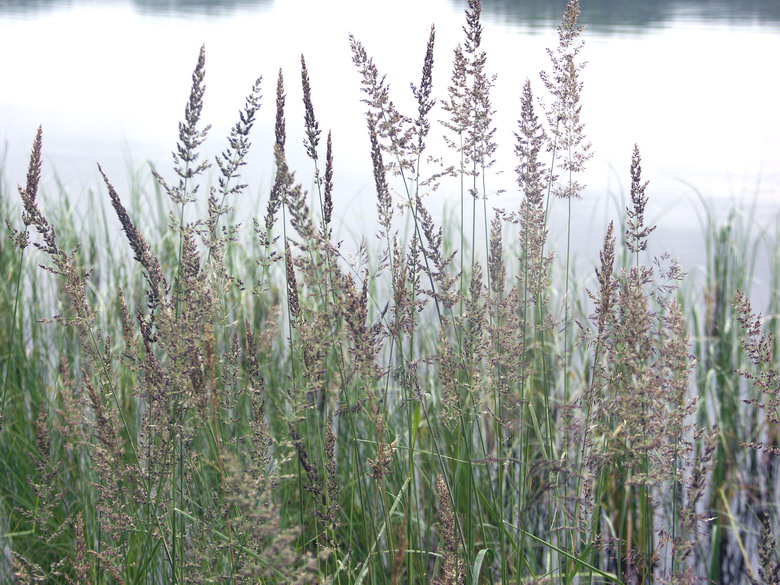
[1,1,778,583]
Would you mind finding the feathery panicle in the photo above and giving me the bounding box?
[179,225,202,292]
[516,79,553,297]
[616,267,653,363]
[25,407,70,545]
[406,231,422,302]
[20,126,43,230]
[515,79,547,200]
[751,512,780,585]
[216,75,262,198]
[349,34,384,113]
[518,192,552,300]
[340,269,383,385]
[468,66,497,175]
[441,44,469,164]
[266,69,291,233]
[245,319,274,474]
[735,292,775,373]
[287,181,317,242]
[156,44,211,205]
[350,33,414,173]
[609,266,655,472]
[15,128,58,258]
[369,115,393,235]
[606,266,698,488]
[437,329,460,427]
[590,220,617,345]
[221,452,318,583]
[101,166,168,319]
[179,45,210,171]
[71,512,89,584]
[463,0,482,53]
[301,54,321,162]
[735,291,780,455]
[655,300,699,480]
[416,195,459,309]
[15,135,107,379]
[85,373,118,463]
[554,0,584,57]
[288,423,322,497]
[660,300,695,406]
[462,0,497,174]
[275,67,287,152]
[488,211,505,297]
[8,126,43,252]
[411,25,436,154]
[23,126,43,209]
[582,221,615,418]
[387,238,405,322]
[541,0,592,199]
[665,425,717,583]
[206,75,262,266]
[435,474,463,585]
[34,406,50,468]
[465,261,486,364]
[324,419,341,533]
[285,240,301,326]
[52,357,89,452]
[390,232,426,343]
[323,130,334,229]
[368,436,396,481]
[625,144,656,254]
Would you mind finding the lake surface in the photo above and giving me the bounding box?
[0,0,778,294]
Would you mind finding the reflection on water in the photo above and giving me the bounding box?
[0,0,272,16]
[474,0,780,31]
[133,0,272,17]
[2,0,780,26]
[0,0,71,16]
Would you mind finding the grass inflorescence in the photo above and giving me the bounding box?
[1,2,779,584]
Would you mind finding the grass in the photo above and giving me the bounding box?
[1,1,779,583]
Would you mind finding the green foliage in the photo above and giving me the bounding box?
[0,2,778,584]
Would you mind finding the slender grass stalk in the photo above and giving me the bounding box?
[3,5,779,584]
[1,126,42,428]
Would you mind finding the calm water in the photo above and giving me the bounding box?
[1,0,778,289]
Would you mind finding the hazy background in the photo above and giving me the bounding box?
[1,0,778,294]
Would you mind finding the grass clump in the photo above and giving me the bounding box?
[1,1,778,584]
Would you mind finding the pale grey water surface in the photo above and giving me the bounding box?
[0,0,778,299]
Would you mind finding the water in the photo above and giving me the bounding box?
[0,0,778,294]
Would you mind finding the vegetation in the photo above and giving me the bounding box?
[1,1,778,583]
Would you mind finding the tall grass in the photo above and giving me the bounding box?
[1,1,779,583]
